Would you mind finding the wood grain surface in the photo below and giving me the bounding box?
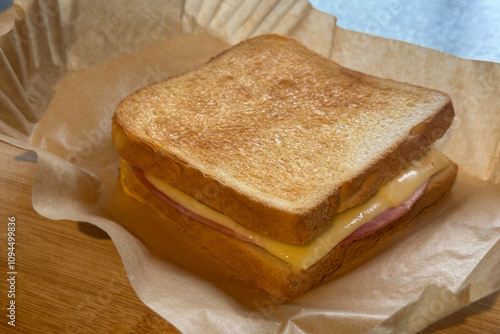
[0,142,179,333]
[0,140,499,333]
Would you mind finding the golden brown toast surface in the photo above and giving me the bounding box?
[113,34,454,243]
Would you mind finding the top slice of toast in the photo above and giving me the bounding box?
[112,34,454,244]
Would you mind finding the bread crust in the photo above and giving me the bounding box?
[119,158,458,301]
[113,34,454,244]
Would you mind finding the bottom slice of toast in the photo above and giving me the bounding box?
[119,158,457,301]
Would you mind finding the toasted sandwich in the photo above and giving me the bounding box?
[112,34,457,301]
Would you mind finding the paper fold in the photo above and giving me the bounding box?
[182,0,336,57]
[0,0,67,140]
[1,1,499,333]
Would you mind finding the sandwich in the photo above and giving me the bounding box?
[112,34,457,301]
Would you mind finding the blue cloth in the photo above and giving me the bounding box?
[311,0,500,62]
[0,0,12,12]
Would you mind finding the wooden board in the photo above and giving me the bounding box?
[0,142,179,333]
[0,140,499,333]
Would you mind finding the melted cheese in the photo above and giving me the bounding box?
[144,148,449,270]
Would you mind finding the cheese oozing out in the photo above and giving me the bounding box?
[143,148,449,270]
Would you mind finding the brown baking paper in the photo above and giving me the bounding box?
[1,0,499,333]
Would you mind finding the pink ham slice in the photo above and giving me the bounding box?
[132,166,253,243]
[338,182,427,245]
[132,165,427,249]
